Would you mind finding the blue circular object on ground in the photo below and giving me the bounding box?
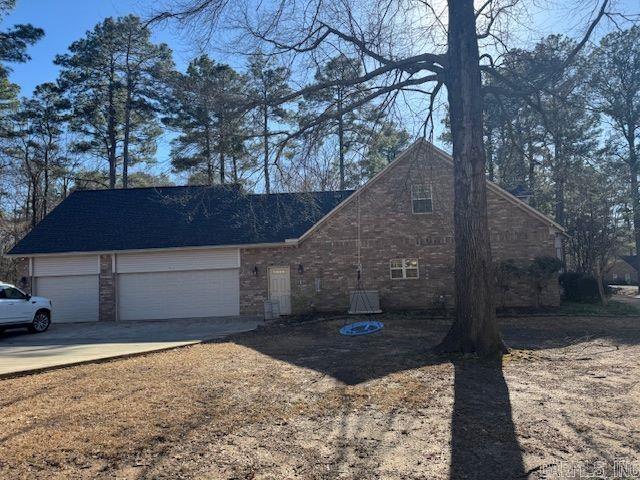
[340,321,384,336]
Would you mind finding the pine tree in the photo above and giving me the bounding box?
[55,16,172,188]
[590,26,640,285]
[246,52,291,194]
[490,36,599,226]
[301,54,375,190]
[23,83,71,218]
[1,84,70,227]
[118,16,173,188]
[0,0,44,80]
[358,119,409,181]
[163,55,248,185]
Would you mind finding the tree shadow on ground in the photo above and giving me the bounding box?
[450,357,525,480]
[223,315,640,478]
[126,315,639,479]
[228,315,640,385]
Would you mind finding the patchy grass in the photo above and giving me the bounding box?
[1,314,639,479]
[559,299,640,316]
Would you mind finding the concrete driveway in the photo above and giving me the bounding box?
[0,317,261,377]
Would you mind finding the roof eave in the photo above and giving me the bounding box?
[5,240,297,258]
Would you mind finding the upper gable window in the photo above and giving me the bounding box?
[411,185,433,214]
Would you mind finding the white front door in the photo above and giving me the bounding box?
[269,266,291,315]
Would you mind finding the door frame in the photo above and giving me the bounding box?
[267,266,291,315]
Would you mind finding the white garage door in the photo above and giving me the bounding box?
[36,275,99,323]
[118,268,240,321]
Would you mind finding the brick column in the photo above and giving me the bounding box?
[99,254,116,321]
[17,257,32,294]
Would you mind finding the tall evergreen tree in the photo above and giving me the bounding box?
[246,52,291,194]
[1,84,70,227]
[0,0,43,172]
[23,83,70,218]
[55,16,172,188]
[491,36,599,227]
[302,54,374,190]
[358,119,409,181]
[118,16,173,188]
[0,0,44,81]
[164,55,248,185]
[590,26,640,279]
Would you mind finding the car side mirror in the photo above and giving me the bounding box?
[25,294,31,301]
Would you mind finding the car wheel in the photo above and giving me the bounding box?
[28,311,50,334]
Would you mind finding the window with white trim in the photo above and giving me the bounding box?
[411,185,433,213]
[390,259,419,279]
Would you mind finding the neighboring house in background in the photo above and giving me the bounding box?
[7,140,566,323]
[605,256,639,285]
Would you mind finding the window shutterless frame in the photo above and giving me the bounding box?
[411,184,433,214]
[389,259,419,280]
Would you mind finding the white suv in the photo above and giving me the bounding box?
[0,283,52,334]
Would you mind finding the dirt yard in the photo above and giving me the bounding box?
[0,314,639,479]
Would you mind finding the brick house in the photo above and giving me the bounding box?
[605,256,639,285]
[8,139,565,323]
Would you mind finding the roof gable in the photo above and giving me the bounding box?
[621,255,639,270]
[297,139,566,243]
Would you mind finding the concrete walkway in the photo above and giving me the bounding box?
[0,316,261,377]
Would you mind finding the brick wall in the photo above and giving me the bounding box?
[604,258,638,284]
[240,141,562,315]
[99,254,116,321]
[16,257,31,294]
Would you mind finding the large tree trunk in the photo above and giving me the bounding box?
[338,92,346,190]
[437,0,506,356]
[263,104,271,194]
[107,58,118,189]
[629,154,640,293]
[29,176,38,229]
[553,139,565,227]
[485,125,494,182]
[205,123,213,186]
[43,146,49,218]
[527,141,536,207]
[595,264,608,306]
[123,32,133,189]
[123,86,132,189]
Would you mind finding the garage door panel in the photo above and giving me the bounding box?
[118,269,239,321]
[36,275,99,323]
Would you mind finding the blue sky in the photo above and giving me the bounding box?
[2,0,197,178]
[2,0,638,184]
[3,0,194,96]
[5,0,639,100]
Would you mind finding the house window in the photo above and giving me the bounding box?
[390,259,419,279]
[411,185,433,213]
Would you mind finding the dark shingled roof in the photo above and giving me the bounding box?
[621,255,639,271]
[507,185,533,198]
[9,185,354,255]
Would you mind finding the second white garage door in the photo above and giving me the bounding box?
[36,275,99,323]
[118,268,240,321]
